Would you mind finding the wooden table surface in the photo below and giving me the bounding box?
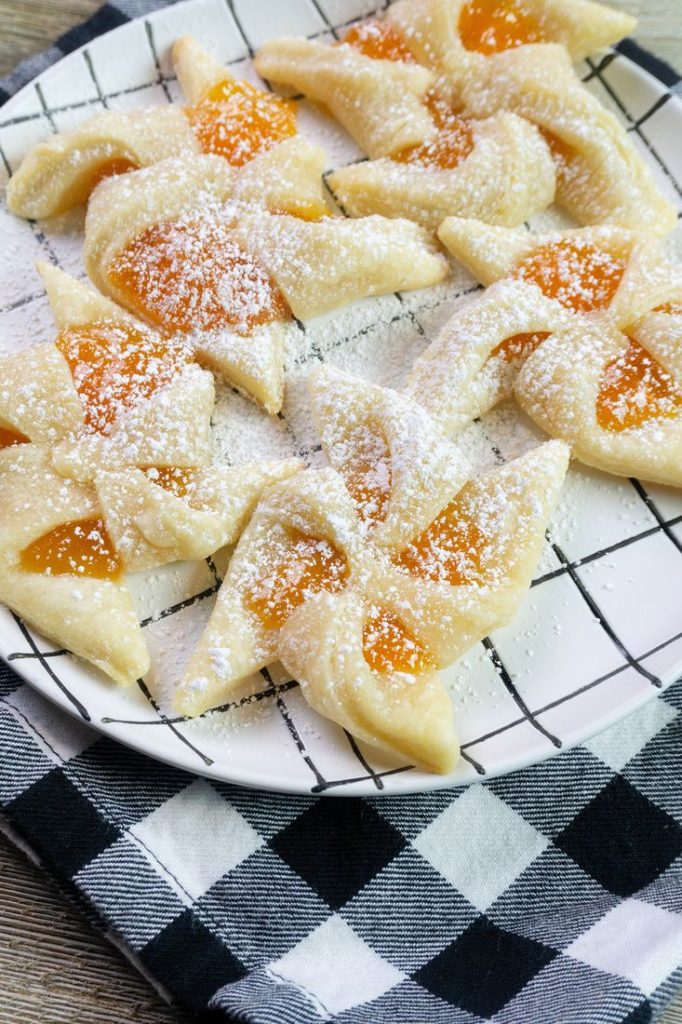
[0,2,681,1022]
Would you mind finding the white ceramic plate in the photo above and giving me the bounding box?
[1,0,681,796]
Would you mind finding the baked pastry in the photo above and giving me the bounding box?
[254,37,437,159]
[326,109,555,229]
[383,0,635,85]
[1,264,302,568]
[438,220,675,324]
[514,306,682,486]
[84,151,447,402]
[230,209,448,320]
[458,44,677,234]
[257,30,556,228]
[0,444,149,686]
[8,262,215,479]
[333,4,674,233]
[407,277,575,435]
[176,369,569,772]
[278,435,568,772]
[83,150,310,413]
[409,222,682,485]
[6,36,299,220]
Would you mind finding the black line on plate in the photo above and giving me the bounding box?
[224,0,255,58]
[7,649,67,660]
[629,478,682,555]
[102,678,298,725]
[581,51,619,82]
[34,82,57,131]
[551,540,661,687]
[343,729,384,790]
[136,677,214,765]
[12,613,90,721]
[482,636,562,747]
[629,92,671,130]
[586,56,682,200]
[459,748,486,776]
[270,669,327,789]
[310,763,415,794]
[144,20,172,101]
[139,582,221,628]
[83,49,109,109]
[309,0,339,38]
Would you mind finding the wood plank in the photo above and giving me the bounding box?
[0,2,680,1023]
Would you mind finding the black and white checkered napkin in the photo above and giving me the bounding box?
[2,5,682,1022]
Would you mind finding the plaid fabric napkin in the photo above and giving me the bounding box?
[2,4,682,1022]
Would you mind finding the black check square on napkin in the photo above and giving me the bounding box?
[1,3,682,1022]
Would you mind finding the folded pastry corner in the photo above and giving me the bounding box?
[0,444,149,686]
[232,210,449,319]
[254,36,436,159]
[279,589,459,774]
[326,109,556,229]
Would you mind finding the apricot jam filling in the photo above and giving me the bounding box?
[362,607,434,675]
[108,220,290,335]
[596,338,682,432]
[458,0,547,55]
[341,426,392,527]
[654,301,682,316]
[342,19,417,63]
[55,323,193,433]
[187,78,297,167]
[395,93,475,170]
[0,426,30,450]
[491,331,551,362]
[514,239,626,314]
[20,517,122,580]
[143,465,193,499]
[394,499,485,586]
[343,24,474,170]
[244,529,349,629]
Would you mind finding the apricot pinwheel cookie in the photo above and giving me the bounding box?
[83,150,447,410]
[256,34,556,229]
[514,303,682,486]
[6,37,302,221]
[384,1,668,231]
[409,220,682,485]
[0,263,301,570]
[175,369,569,772]
[299,1,674,233]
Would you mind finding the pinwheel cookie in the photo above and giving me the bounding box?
[84,150,447,410]
[256,34,555,228]
[320,2,674,233]
[458,43,676,233]
[0,263,301,569]
[514,303,682,486]
[6,36,300,221]
[409,221,682,485]
[176,369,569,772]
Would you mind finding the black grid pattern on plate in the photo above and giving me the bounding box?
[1,0,682,793]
